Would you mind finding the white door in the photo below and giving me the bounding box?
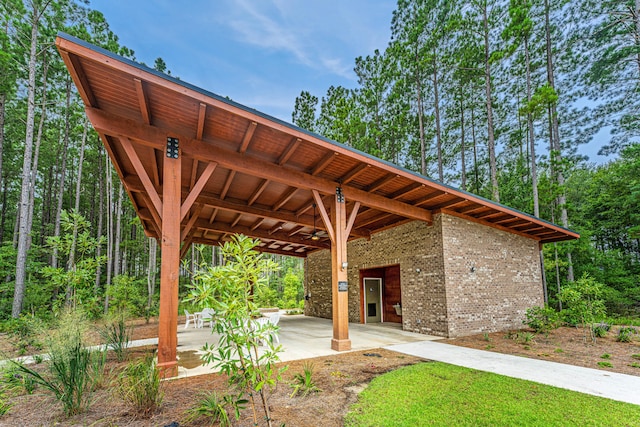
[364,278,383,323]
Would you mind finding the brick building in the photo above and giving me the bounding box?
[306,212,552,338]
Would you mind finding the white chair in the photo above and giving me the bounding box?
[184,309,198,329]
[268,313,280,343]
[200,308,215,328]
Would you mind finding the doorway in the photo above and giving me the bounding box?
[363,278,382,323]
[359,265,401,324]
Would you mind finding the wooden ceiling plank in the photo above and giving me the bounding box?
[248,179,269,206]
[120,137,162,218]
[278,138,302,166]
[339,163,370,185]
[133,78,151,125]
[58,51,97,107]
[181,161,217,221]
[312,190,335,244]
[272,187,298,211]
[358,212,393,228]
[238,121,258,154]
[220,170,236,200]
[311,151,338,176]
[442,209,541,242]
[196,103,206,140]
[367,174,399,193]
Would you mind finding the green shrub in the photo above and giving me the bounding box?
[290,362,321,398]
[99,312,132,362]
[524,306,560,333]
[616,327,638,343]
[592,323,611,338]
[8,309,100,416]
[184,391,239,427]
[117,354,163,417]
[631,354,640,360]
[600,353,611,359]
[597,361,613,368]
[559,274,607,343]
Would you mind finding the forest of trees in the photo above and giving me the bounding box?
[0,0,637,322]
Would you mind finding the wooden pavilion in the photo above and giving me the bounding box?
[56,33,579,377]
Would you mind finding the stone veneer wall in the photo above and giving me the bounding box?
[440,214,543,337]
[304,212,544,338]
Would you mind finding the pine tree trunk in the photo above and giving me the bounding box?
[12,14,39,318]
[51,77,72,269]
[104,157,114,313]
[433,53,444,182]
[471,104,480,194]
[524,37,539,218]
[114,183,123,276]
[544,0,573,281]
[482,2,499,202]
[415,52,427,176]
[0,91,5,222]
[459,87,467,191]
[95,145,104,295]
[66,119,88,272]
[147,237,157,312]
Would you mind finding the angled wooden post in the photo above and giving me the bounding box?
[330,187,351,351]
[157,137,181,377]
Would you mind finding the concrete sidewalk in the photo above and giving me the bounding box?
[386,340,640,406]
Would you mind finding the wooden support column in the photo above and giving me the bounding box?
[157,137,181,378]
[314,187,352,351]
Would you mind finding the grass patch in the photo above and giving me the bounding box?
[345,362,640,426]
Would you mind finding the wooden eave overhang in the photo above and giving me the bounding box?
[55,32,579,258]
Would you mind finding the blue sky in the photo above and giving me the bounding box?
[89,0,396,123]
[89,0,612,164]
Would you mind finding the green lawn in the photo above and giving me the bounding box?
[345,361,640,426]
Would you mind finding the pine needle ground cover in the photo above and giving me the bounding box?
[345,361,640,426]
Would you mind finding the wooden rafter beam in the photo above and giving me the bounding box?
[429,196,467,211]
[278,138,301,166]
[414,190,447,206]
[272,187,298,211]
[248,179,269,206]
[311,151,338,175]
[269,221,285,234]
[87,108,432,224]
[120,137,162,218]
[366,174,399,193]
[220,170,236,200]
[134,78,151,125]
[195,219,329,249]
[180,204,203,241]
[288,224,304,236]
[208,208,219,223]
[58,51,97,107]
[339,163,370,185]
[231,213,242,227]
[127,175,372,239]
[312,190,335,244]
[389,183,425,200]
[239,121,257,154]
[181,161,217,221]
[196,103,207,140]
[250,217,266,231]
[148,146,160,188]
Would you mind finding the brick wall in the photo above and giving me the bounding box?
[441,214,543,337]
[304,213,543,338]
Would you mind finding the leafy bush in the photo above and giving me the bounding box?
[616,326,638,343]
[592,322,611,338]
[117,354,163,417]
[524,306,560,333]
[184,391,239,427]
[559,274,607,343]
[290,362,321,397]
[597,361,613,368]
[99,312,132,362]
[186,234,285,427]
[9,310,100,416]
